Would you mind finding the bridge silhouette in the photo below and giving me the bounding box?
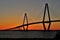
[5,3,60,31]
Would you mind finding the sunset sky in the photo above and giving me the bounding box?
[0,0,60,30]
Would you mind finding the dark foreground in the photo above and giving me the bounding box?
[0,30,59,39]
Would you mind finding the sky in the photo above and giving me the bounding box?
[0,0,60,30]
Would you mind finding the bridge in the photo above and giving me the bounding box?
[0,3,60,39]
[5,3,60,31]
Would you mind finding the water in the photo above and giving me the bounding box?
[0,31,57,38]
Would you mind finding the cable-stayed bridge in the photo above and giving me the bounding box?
[4,3,60,31]
[0,3,60,39]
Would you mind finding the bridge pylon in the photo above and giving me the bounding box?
[43,3,51,30]
[23,13,28,30]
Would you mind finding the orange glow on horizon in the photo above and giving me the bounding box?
[0,23,60,30]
